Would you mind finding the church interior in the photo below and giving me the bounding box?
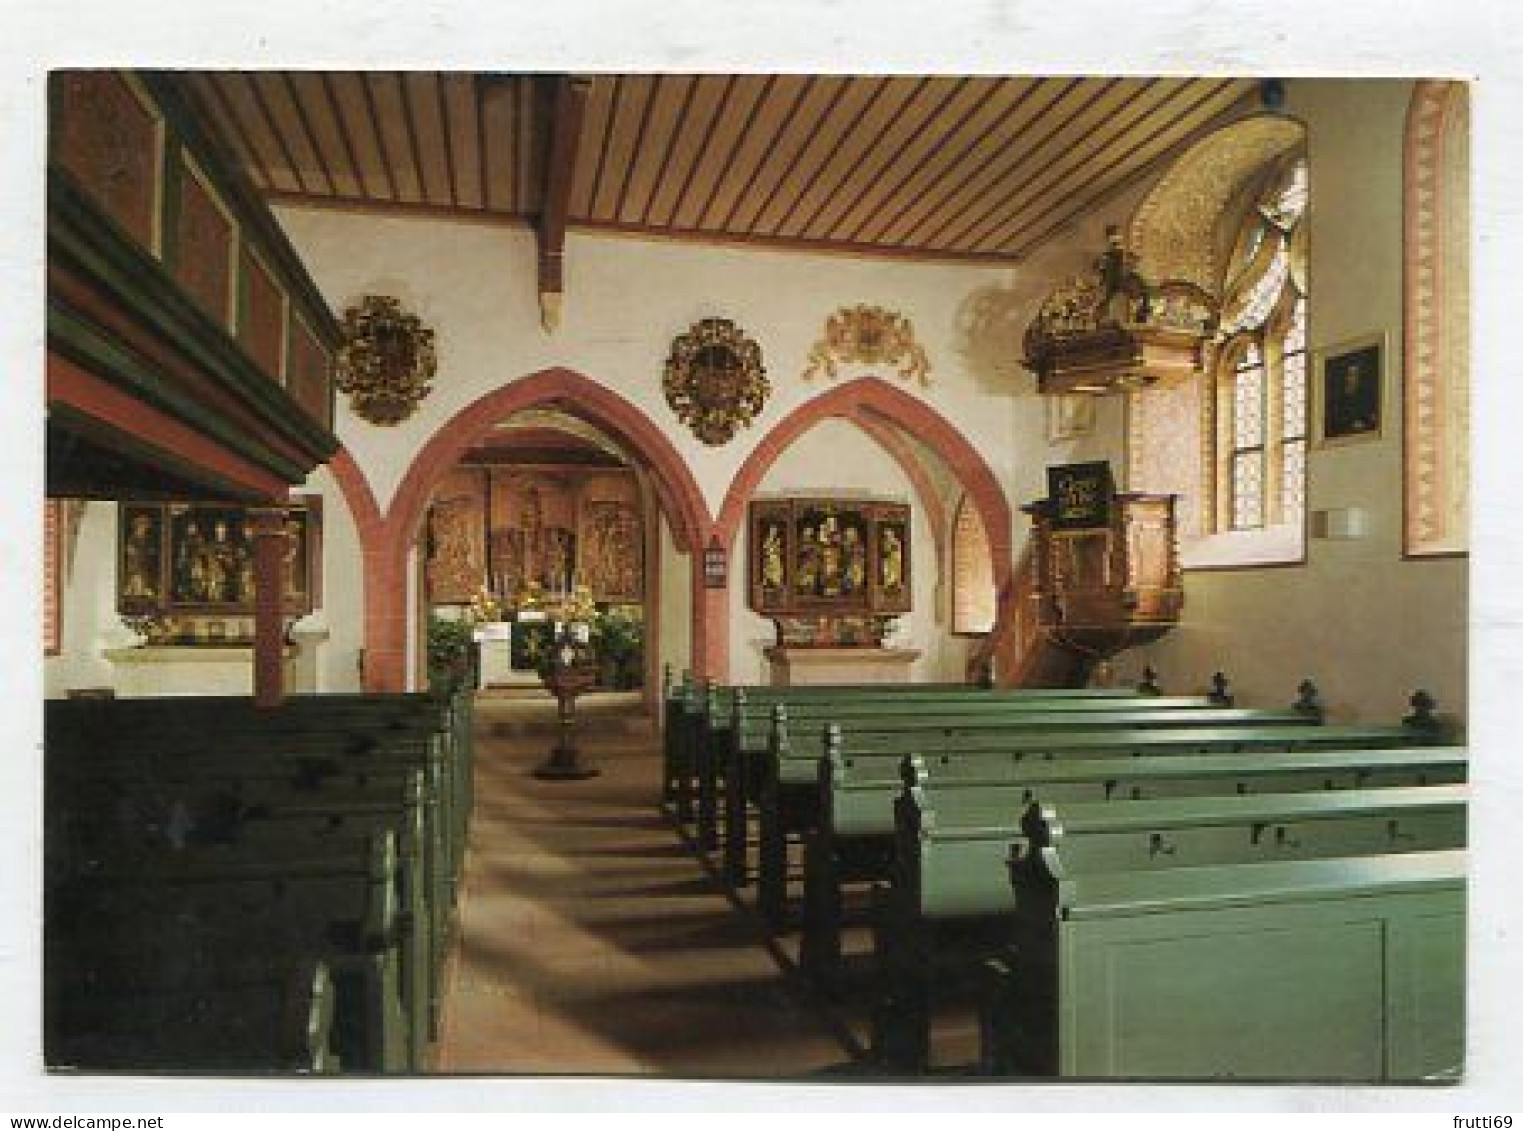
[37,68,1475,1086]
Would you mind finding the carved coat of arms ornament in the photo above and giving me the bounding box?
[662,317,769,446]
[803,305,931,386]
[334,295,438,425]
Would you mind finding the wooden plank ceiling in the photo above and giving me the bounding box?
[185,72,1255,263]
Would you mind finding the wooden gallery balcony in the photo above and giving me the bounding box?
[47,69,340,503]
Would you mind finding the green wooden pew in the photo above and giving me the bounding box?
[49,704,469,934]
[49,832,407,1072]
[663,673,1156,864]
[800,744,1467,981]
[875,782,1467,1070]
[757,701,1328,926]
[47,696,471,1063]
[661,666,694,814]
[48,960,339,1073]
[49,748,446,1054]
[691,680,1012,859]
[717,682,1200,882]
[701,672,1171,833]
[978,848,1466,1080]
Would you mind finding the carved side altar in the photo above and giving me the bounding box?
[747,496,914,683]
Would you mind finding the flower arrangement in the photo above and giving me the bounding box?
[467,586,504,625]
[549,584,599,629]
[457,582,643,687]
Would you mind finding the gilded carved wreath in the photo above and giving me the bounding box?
[662,317,769,446]
[334,295,438,426]
[803,304,931,386]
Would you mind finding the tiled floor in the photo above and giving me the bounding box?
[435,691,857,1077]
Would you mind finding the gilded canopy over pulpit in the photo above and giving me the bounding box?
[1022,226,1218,396]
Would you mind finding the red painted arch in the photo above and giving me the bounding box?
[365,368,716,691]
[716,378,1013,593]
[386,368,709,553]
[328,447,383,542]
[325,447,397,691]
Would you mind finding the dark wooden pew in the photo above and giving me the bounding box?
[48,832,407,1072]
[45,691,474,1071]
[48,960,339,1073]
[48,749,442,1057]
[48,697,469,934]
[47,690,475,876]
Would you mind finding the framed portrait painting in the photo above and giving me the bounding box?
[1316,333,1384,445]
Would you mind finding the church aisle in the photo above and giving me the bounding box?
[435,692,856,1076]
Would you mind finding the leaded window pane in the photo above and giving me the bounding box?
[1283,351,1307,441]
[1282,438,1306,526]
[1285,296,1307,355]
[1233,451,1264,529]
[1234,363,1265,448]
[1276,161,1309,226]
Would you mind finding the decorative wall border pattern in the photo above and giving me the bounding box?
[1403,80,1470,558]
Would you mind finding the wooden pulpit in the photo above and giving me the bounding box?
[1021,490,1183,670]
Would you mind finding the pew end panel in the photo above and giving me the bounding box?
[1042,852,1466,1080]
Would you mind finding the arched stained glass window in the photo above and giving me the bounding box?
[1213,154,1308,538]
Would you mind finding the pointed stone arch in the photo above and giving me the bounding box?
[715,378,1014,659]
[362,368,714,690]
[717,378,1010,584]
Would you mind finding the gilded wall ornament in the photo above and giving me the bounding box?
[662,317,769,446]
[803,305,931,386]
[334,295,437,426]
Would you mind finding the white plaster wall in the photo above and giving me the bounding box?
[727,417,965,683]
[1129,80,1468,724]
[297,464,365,692]
[656,509,693,686]
[44,502,134,697]
[270,208,1041,532]
[269,207,1105,678]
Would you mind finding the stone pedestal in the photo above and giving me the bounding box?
[534,662,600,780]
[104,645,298,697]
[763,646,921,686]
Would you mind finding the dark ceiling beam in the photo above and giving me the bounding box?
[535,74,592,332]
